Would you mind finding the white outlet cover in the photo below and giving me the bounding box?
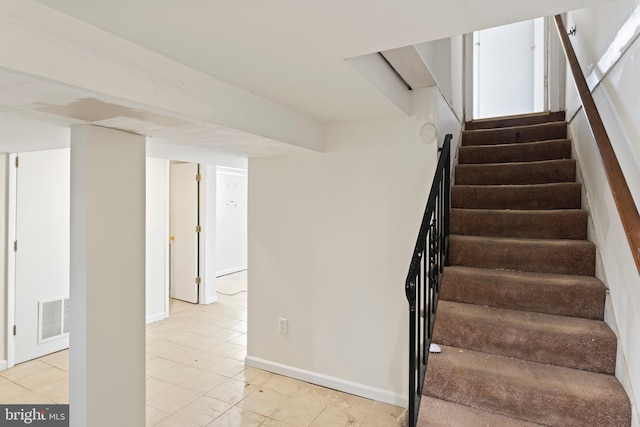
[278,318,288,334]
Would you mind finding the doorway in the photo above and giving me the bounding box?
[473,18,546,119]
[215,167,247,277]
[168,162,248,306]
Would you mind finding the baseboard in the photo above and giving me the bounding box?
[216,266,247,277]
[204,294,218,305]
[245,356,408,407]
[146,312,168,324]
[606,294,640,427]
[0,359,7,371]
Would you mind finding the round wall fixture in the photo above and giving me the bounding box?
[420,122,437,144]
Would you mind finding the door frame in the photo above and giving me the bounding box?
[6,153,17,368]
[466,17,564,120]
[546,15,566,112]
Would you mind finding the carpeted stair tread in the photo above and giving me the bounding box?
[448,234,595,276]
[433,300,616,374]
[414,112,631,427]
[462,121,567,146]
[455,159,576,185]
[440,266,605,319]
[451,182,582,210]
[450,208,588,239]
[459,139,572,164]
[416,396,545,427]
[424,346,631,427]
[465,111,566,130]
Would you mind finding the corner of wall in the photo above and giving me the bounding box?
[347,54,411,116]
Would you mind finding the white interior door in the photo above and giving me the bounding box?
[14,149,70,364]
[473,18,545,119]
[170,163,200,303]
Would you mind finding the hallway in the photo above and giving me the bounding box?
[0,272,403,426]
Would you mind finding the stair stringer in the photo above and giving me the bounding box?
[567,124,640,427]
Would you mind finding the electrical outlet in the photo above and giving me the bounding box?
[278,318,288,335]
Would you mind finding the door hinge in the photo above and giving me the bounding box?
[195,174,202,182]
[13,240,17,252]
[195,276,202,285]
[195,225,202,233]
[13,325,16,336]
[15,156,19,168]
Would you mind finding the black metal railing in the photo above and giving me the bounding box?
[405,133,451,427]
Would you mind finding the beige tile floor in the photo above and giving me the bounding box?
[0,271,403,426]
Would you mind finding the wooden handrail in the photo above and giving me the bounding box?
[554,15,640,274]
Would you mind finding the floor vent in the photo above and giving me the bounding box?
[39,297,70,343]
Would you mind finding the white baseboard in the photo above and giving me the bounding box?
[204,294,218,305]
[0,359,7,371]
[245,356,408,407]
[146,312,168,324]
[216,266,247,277]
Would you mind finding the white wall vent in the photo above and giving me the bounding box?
[39,297,70,343]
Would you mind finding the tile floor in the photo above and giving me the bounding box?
[0,271,403,426]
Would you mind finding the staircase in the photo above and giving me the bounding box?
[419,113,632,426]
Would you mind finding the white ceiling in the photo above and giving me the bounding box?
[0,68,304,160]
[0,0,612,156]
[32,0,608,122]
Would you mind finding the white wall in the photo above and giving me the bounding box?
[450,35,465,122]
[146,157,169,323]
[565,0,640,183]
[563,1,640,425]
[216,167,247,276]
[416,39,454,108]
[414,35,465,125]
[247,87,461,405]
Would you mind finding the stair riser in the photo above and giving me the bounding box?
[459,139,572,164]
[455,160,576,185]
[424,351,631,427]
[463,122,567,146]
[441,268,605,320]
[465,112,566,130]
[450,209,588,240]
[432,302,616,374]
[452,184,582,210]
[449,236,596,276]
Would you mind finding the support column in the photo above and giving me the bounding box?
[70,125,146,427]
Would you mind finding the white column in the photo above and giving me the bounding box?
[70,125,146,427]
